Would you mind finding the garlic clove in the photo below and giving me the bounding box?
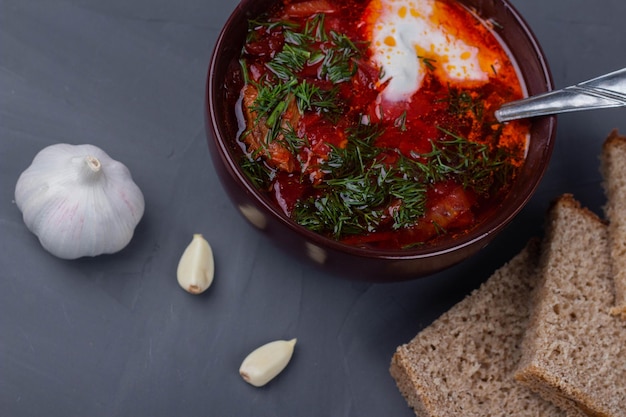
[14,143,145,259]
[239,338,297,387]
[176,234,214,294]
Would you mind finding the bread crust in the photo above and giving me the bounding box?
[390,239,566,417]
[391,129,626,416]
[601,129,626,319]
[515,194,626,417]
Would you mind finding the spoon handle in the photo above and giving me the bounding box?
[495,67,626,122]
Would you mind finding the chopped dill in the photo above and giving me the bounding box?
[434,126,513,195]
[266,43,311,80]
[318,32,362,83]
[240,154,274,190]
[293,80,340,116]
[488,18,504,30]
[292,120,516,238]
[245,13,360,143]
[418,55,437,71]
[278,123,309,154]
[394,111,408,131]
[239,11,521,242]
[251,77,297,142]
[446,88,485,121]
[304,13,328,42]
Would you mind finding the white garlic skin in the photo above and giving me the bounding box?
[176,234,214,294]
[14,143,145,260]
[239,338,297,387]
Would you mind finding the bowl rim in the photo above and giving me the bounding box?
[206,0,556,261]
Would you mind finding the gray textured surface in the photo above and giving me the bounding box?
[1,1,625,416]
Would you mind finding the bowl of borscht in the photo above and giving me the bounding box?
[205,0,556,281]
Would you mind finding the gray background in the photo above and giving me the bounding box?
[1,0,625,416]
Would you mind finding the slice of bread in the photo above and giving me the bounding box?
[389,239,567,417]
[601,129,626,319]
[515,194,626,417]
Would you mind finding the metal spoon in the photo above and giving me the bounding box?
[495,67,626,122]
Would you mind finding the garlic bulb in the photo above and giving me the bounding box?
[177,234,214,294]
[14,143,145,259]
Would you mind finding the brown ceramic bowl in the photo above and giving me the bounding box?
[205,0,556,282]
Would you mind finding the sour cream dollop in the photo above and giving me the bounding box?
[369,0,489,102]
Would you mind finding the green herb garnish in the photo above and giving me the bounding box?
[433,126,513,195]
[266,44,312,80]
[319,31,362,83]
[250,77,298,142]
[240,155,274,190]
[418,55,437,71]
[245,13,359,144]
[293,80,339,115]
[446,88,484,121]
[240,12,520,242]
[292,122,517,238]
[278,122,309,155]
[394,111,408,131]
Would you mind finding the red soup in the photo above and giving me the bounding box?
[233,0,530,250]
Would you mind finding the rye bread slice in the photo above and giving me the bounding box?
[515,194,626,417]
[601,129,626,319]
[390,240,566,417]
